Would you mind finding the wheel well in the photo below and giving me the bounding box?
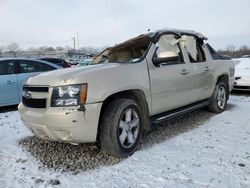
[217,74,229,99]
[97,90,150,139]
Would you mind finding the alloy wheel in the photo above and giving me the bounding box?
[118,108,140,149]
[217,86,226,109]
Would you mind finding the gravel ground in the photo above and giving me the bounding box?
[19,107,216,173]
[1,95,250,187]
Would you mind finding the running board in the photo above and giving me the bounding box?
[150,99,209,125]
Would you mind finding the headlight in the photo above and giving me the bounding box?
[51,84,87,107]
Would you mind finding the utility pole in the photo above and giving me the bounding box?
[72,37,76,51]
[77,32,79,49]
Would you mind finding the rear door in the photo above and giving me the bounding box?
[181,36,213,101]
[0,60,19,106]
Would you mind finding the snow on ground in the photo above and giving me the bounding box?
[0,95,250,188]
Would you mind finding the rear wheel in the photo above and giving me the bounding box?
[99,98,142,158]
[207,81,228,113]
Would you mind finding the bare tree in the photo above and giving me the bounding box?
[79,46,99,55]
[218,44,250,58]
[225,44,236,52]
[64,45,73,51]
[37,46,48,56]
[7,42,20,57]
[27,47,37,53]
[45,47,55,52]
[56,46,65,51]
[239,45,249,51]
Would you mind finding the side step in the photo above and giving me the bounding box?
[150,99,209,125]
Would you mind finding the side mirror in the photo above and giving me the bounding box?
[153,51,179,66]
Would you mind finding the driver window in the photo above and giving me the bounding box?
[156,34,183,65]
[0,61,15,75]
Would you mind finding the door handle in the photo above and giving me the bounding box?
[204,66,211,72]
[5,80,15,84]
[180,69,189,75]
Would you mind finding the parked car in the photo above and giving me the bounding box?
[38,57,72,68]
[233,57,250,91]
[68,59,79,66]
[19,29,236,158]
[77,59,93,66]
[0,58,61,107]
[241,55,250,58]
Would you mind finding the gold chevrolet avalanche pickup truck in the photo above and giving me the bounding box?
[19,29,236,157]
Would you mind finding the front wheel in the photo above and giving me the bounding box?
[207,81,228,113]
[99,98,143,158]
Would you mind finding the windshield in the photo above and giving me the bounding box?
[93,35,152,64]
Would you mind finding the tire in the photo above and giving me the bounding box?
[99,98,143,158]
[207,81,228,113]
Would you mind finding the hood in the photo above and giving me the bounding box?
[25,63,118,86]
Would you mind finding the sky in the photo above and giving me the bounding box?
[0,0,249,50]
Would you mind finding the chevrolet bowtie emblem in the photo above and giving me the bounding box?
[23,90,32,99]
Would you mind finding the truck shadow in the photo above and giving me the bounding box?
[139,109,215,149]
[18,105,235,174]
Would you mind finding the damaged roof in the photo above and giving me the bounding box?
[154,28,207,40]
[98,28,207,56]
[112,28,207,48]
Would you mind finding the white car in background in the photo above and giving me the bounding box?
[233,57,250,91]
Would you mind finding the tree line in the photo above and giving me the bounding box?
[0,42,102,57]
[1,42,249,58]
[217,45,250,58]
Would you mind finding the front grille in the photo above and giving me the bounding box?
[22,97,47,108]
[23,86,49,92]
[22,86,49,108]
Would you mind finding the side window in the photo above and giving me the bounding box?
[154,34,184,66]
[0,61,15,75]
[19,60,43,73]
[181,36,206,63]
[206,43,222,60]
[41,63,56,71]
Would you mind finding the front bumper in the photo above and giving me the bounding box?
[18,102,102,143]
[233,79,250,91]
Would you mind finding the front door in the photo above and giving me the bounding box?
[147,34,193,115]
